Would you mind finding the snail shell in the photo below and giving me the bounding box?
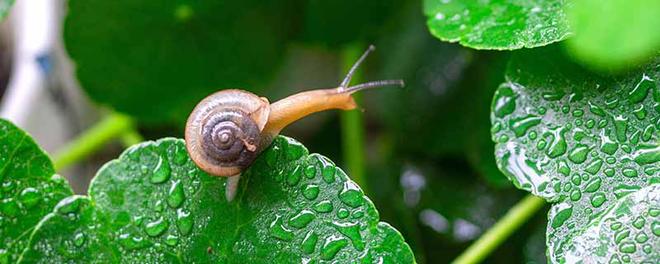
[185,89,270,177]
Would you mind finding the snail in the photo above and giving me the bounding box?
[185,45,403,201]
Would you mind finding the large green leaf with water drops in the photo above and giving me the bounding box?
[87,136,415,263]
[490,47,659,263]
[423,0,572,50]
[63,0,295,124]
[18,196,120,263]
[564,184,659,263]
[0,119,74,263]
[0,0,13,20]
[566,0,660,70]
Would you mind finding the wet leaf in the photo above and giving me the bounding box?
[423,0,571,50]
[88,136,415,262]
[566,0,660,70]
[0,0,12,20]
[18,196,120,263]
[565,184,659,263]
[63,0,295,124]
[0,119,74,263]
[490,46,659,263]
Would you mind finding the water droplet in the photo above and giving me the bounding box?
[302,185,320,200]
[289,210,315,229]
[652,221,660,236]
[584,178,602,193]
[144,217,168,237]
[269,215,294,241]
[632,216,645,229]
[320,235,348,260]
[585,159,603,175]
[322,166,336,184]
[339,182,364,208]
[590,193,606,207]
[167,180,185,208]
[569,189,582,201]
[558,160,571,176]
[73,232,86,247]
[118,233,151,250]
[509,115,542,137]
[287,165,302,186]
[151,157,171,184]
[551,203,573,228]
[632,145,659,165]
[635,232,648,243]
[628,74,654,103]
[618,242,636,253]
[301,231,318,254]
[19,188,41,209]
[176,209,193,235]
[622,168,638,178]
[304,165,316,179]
[568,144,589,164]
[333,221,364,251]
[165,234,179,246]
[313,201,333,213]
[613,115,628,142]
[493,86,516,118]
[337,208,349,219]
[614,228,630,243]
[546,127,568,158]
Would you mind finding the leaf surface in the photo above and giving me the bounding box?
[423,0,571,50]
[490,47,659,263]
[0,119,73,263]
[87,136,415,263]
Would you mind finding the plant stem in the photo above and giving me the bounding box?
[452,194,546,264]
[53,113,137,171]
[340,44,367,192]
[119,128,144,147]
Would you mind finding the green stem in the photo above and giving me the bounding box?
[339,44,367,192]
[53,113,137,171]
[452,194,546,264]
[119,128,144,147]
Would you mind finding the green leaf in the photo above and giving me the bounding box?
[88,136,415,262]
[0,119,74,263]
[18,196,120,263]
[423,0,571,50]
[566,0,660,70]
[0,0,13,20]
[564,184,659,263]
[490,46,659,263]
[63,0,294,124]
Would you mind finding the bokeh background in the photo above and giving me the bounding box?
[0,1,547,263]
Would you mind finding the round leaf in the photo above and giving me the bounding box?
[490,47,659,263]
[0,119,74,263]
[423,0,572,49]
[88,136,415,262]
[63,0,294,124]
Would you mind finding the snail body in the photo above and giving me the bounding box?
[185,46,403,201]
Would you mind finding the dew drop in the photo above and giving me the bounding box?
[320,235,348,260]
[176,209,193,235]
[618,242,636,253]
[493,86,517,118]
[301,231,318,254]
[339,182,364,208]
[289,210,315,229]
[151,157,171,184]
[269,215,294,241]
[19,188,41,209]
[167,180,185,208]
[144,217,168,237]
[551,203,573,228]
[165,234,179,246]
[287,165,302,186]
[590,193,606,207]
[509,115,542,137]
[302,185,320,201]
[333,221,364,251]
[568,144,590,164]
[313,201,333,213]
[303,165,316,179]
[73,232,86,247]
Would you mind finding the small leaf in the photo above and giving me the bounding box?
[423,0,572,50]
[565,184,659,263]
[63,0,295,124]
[18,196,120,263]
[88,136,415,262]
[0,119,74,263]
[0,0,13,20]
[490,46,659,263]
[566,0,660,70]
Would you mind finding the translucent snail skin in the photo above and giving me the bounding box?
[185,45,403,201]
